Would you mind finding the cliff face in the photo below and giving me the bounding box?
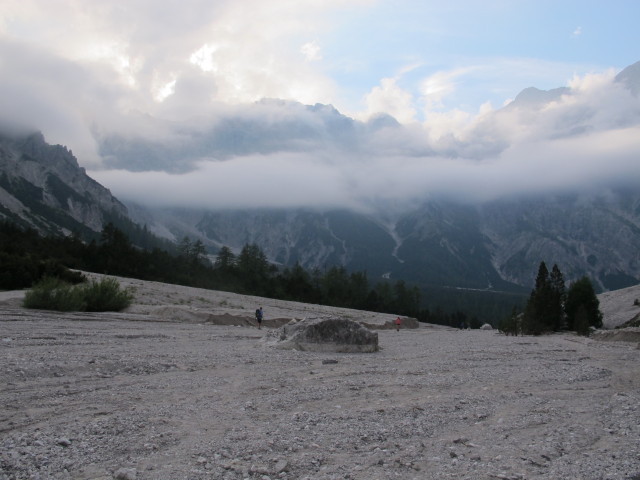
[477,191,640,291]
[143,189,640,293]
[0,131,128,236]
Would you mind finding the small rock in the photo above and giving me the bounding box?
[114,468,137,480]
[274,459,288,473]
[57,437,72,447]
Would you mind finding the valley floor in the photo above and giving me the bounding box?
[1,306,639,480]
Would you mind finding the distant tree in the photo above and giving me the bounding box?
[214,246,236,272]
[522,262,567,334]
[565,276,603,332]
[279,262,316,303]
[237,243,270,294]
[178,237,208,266]
[321,266,350,307]
[193,240,207,263]
[549,264,567,330]
[522,261,551,335]
[347,271,370,310]
[100,223,130,251]
[499,306,522,336]
[98,223,135,275]
[392,279,421,317]
[573,305,591,336]
[372,281,394,313]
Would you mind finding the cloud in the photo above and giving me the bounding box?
[1,0,355,118]
[91,152,355,210]
[419,68,477,110]
[1,1,639,213]
[89,69,640,211]
[363,77,417,124]
[301,41,322,62]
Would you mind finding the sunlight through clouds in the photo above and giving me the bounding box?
[189,44,218,72]
[1,0,639,210]
[301,41,322,62]
[363,77,417,123]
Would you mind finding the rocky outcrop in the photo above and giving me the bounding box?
[275,317,379,353]
[0,130,128,236]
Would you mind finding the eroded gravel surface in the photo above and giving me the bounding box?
[1,303,640,479]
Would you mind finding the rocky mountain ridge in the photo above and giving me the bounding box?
[0,130,128,237]
[134,188,640,294]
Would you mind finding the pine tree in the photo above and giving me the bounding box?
[523,262,567,334]
[523,261,550,334]
[549,264,567,330]
[500,306,521,336]
[237,243,270,295]
[214,246,236,272]
[565,276,603,332]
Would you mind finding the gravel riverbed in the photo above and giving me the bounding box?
[1,279,639,479]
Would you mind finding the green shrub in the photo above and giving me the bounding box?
[23,276,133,312]
[23,277,86,311]
[80,278,134,312]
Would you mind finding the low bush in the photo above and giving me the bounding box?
[23,277,86,311]
[80,277,134,312]
[23,277,133,312]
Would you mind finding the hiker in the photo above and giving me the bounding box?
[395,317,401,332]
[255,307,263,329]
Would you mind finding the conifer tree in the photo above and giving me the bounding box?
[214,246,236,272]
[523,261,551,334]
[549,264,567,330]
[565,276,603,332]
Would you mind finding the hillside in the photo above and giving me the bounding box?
[599,283,640,328]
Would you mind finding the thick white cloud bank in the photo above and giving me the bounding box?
[90,68,640,211]
[1,1,639,211]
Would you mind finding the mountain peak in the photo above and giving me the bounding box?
[615,60,640,96]
[509,86,570,108]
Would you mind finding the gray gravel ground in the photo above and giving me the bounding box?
[1,303,639,480]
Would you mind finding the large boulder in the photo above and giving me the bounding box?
[276,317,379,353]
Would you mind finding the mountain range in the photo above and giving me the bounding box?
[1,63,639,303]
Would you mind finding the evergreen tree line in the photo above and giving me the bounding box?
[500,261,603,336]
[0,221,441,322]
[1,222,603,331]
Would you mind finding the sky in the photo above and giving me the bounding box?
[1,0,639,212]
